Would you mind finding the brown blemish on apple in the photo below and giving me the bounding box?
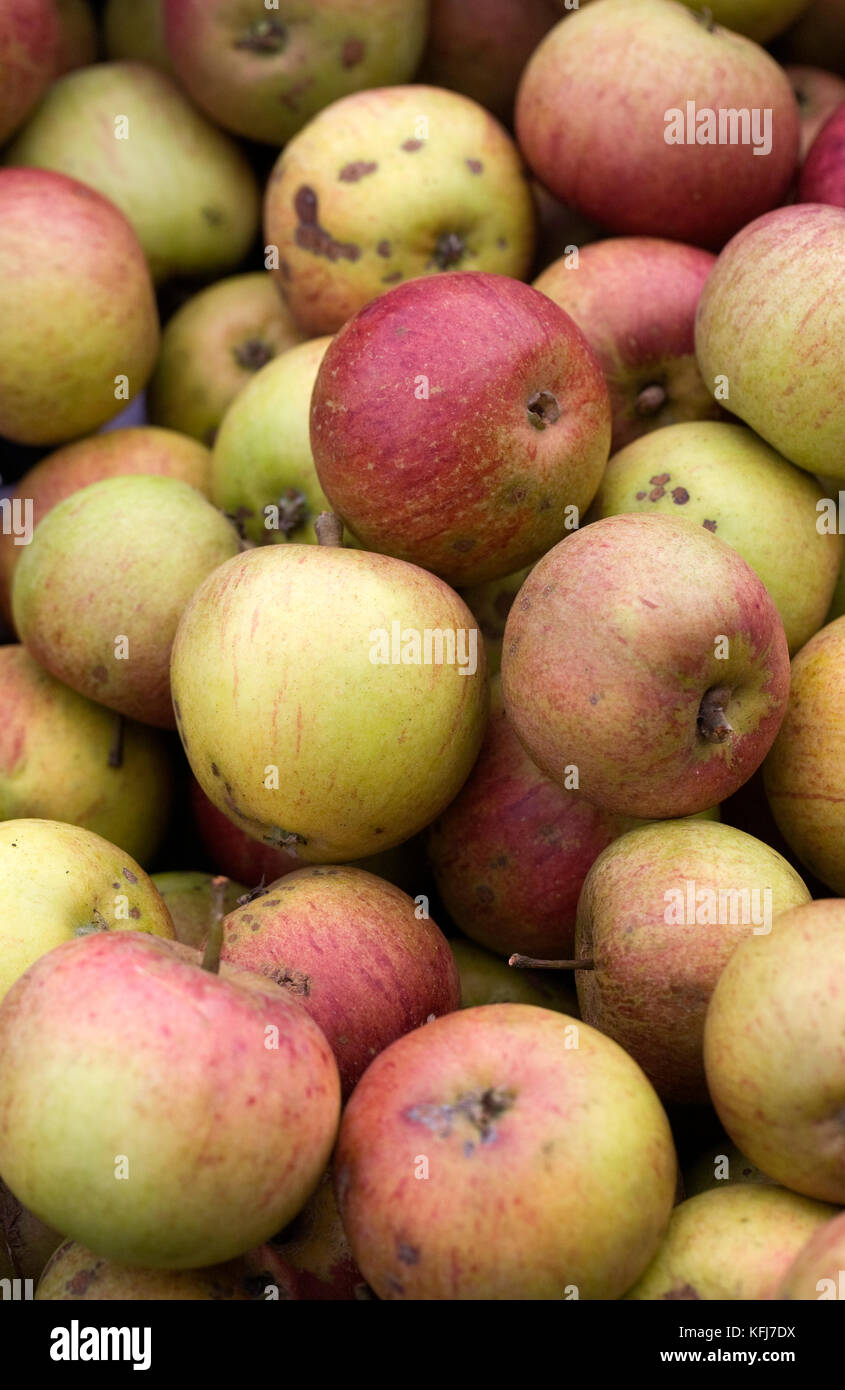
[401,139,424,152]
[339,161,378,183]
[267,965,311,996]
[508,486,528,504]
[68,1265,101,1295]
[397,1242,420,1265]
[466,159,483,174]
[234,339,274,372]
[202,207,225,228]
[235,19,288,53]
[671,487,690,504]
[432,232,466,270]
[476,884,494,904]
[376,239,392,258]
[342,38,365,68]
[382,271,402,284]
[663,1283,702,1299]
[122,867,138,883]
[276,488,309,537]
[280,79,313,111]
[703,519,717,532]
[129,907,140,919]
[405,1087,515,1144]
[526,390,561,430]
[294,186,360,263]
[211,762,221,777]
[497,237,508,249]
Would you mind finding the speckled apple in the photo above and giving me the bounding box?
[0,0,59,144]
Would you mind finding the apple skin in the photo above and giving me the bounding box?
[104,0,171,71]
[501,514,791,819]
[450,937,579,1016]
[163,0,428,147]
[695,204,845,479]
[0,169,159,446]
[418,0,560,124]
[7,62,260,285]
[212,338,335,547]
[220,866,461,1097]
[0,0,59,145]
[777,1210,845,1299]
[271,1170,368,1301]
[675,0,814,40]
[0,818,174,1003]
[574,820,810,1105]
[776,0,845,76]
[265,86,536,336]
[535,238,720,452]
[0,647,174,866]
[334,1003,677,1299]
[704,897,845,1205]
[0,932,341,1268]
[150,872,247,951]
[624,1186,837,1300]
[799,100,845,206]
[13,475,241,730]
[310,273,611,587]
[428,676,625,959]
[683,1139,774,1197]
[516,0,800,251]
[147,274,306,447]
[764,617,845,892]
[54,0,98,74]
[592,421,843,653]
[35,1238,300,1301]
[0,426,212,628]
[170,543,488,864]
[787,66,845,160]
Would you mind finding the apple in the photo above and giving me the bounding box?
[7,62,260,285]
[264,86,537,336]
[696,204,845,479]
[418,0,560,124]
[147,274,307,447]
[535,238,720,452]
[775,0,845,76]
[459,566,533,675]
[104,0,171,71]
[270,1171,368,1301]
[501,514,791,818]
[684,1138,774,1196]
[212,338,335,547]
[450,937,579,1015]
[591,421,843,653]
[35,1238,299,1301]
[0,1179,62,1283]
[0,647,174,866]
[0,169,159,446]
[163,0,428,146]
[573,819,810,1104]
[516,0,800,251]
[624,1186,837,1300]
[0,818,174,1003]
[334,1003,677,1299]
[54,0,98,74]
[676,0,815,40]
[170,535,488,864]
[0,0,59,145]
[220,865,460,1096]
[429,676,625,959]
[704,897,845,1204]
[786,66,845,159]
[310,273,611,587]
[764,617,845,891]
[0,931,341,1268]
[13,475,241,729]
[798,99,845,205]
[777,1210,845,1299]
[150,872,247,951]
[0,426,212,627]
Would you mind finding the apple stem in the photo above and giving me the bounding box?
[697,686,733,743]
[201,875,228,974]
[634,383,667,417]
[509,953,595,971]
[315,512,344,547]
[107,713,124,768]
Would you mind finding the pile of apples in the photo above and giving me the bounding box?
[1,0,845,1304]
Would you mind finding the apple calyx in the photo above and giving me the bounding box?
[634,383,667,418]
[433,232,466,270]
[276,488,309,537]
[526,390,562,430]
[697,685,734,744]
[314,512,344,547]
[509,953,595,971]
[691,6,718,34]
[201,875,229,974]
[107,713,124,769]
[233,339,275,372]
[234,20,288,54]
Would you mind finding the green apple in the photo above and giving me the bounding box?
[211,339,334,546]
[676,0,814,41]
[450,937,578,1015]
[764,616,845,891]
[0,647,174,865]
[36,1238,292,1300]
[704,897,845,1204]
[0,931,341,1268]
[170,541,488,862]
[625,1186,837,1300]
[592,421,843,653]
[7,62,260,284]
[265,84,536,334]
[777,1211,845,1299]
[147,274,306,447]
[104,0,172,71]
[684,1138,775,1197]
[12,475,241,729]
[696,204,845,478]
[271,1170,367,1300]
[150,872,247,951]
[0,818,173,1002]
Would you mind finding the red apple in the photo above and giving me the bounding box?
[516,0,800,250]
[535,237,720,452]
[418,0,560,124]
[798,99,845,205]
[310,272,611,587]
[0,0,59,144]
[786,65,845,160]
